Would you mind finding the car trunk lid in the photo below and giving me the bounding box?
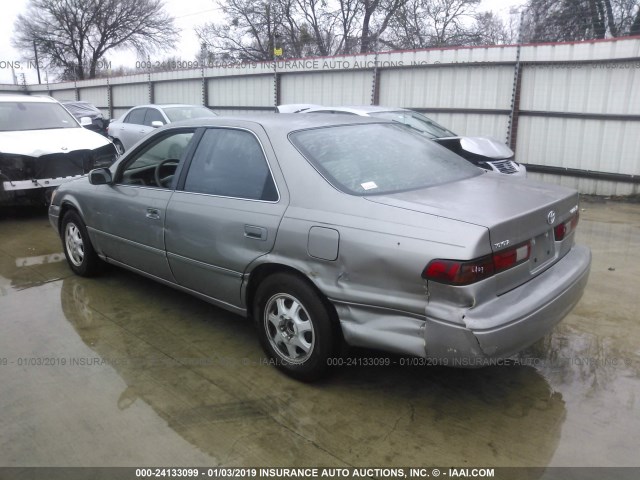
[365,172,580,293]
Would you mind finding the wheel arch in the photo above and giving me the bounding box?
[57,199,85,236]
[244,262,343,342]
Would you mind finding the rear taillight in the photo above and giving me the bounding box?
[493,241,530,273]
[423,241,531,286]
[554,212,579,241]
[423,257,494,285]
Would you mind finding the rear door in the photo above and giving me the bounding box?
[119,108,147,150]
[165,126,287,309]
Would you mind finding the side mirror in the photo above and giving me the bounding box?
[79,116,93,126]
[89,167,113,185]
[151,120,164,128]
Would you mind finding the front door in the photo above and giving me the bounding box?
[88,128,197,281]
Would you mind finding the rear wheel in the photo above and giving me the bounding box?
[254,273,338,381]
[61,211,102,277]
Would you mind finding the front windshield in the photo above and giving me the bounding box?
[369,111,456,139]
[163,106,217,122]
[0,101,79,131]
[290,123,480,196]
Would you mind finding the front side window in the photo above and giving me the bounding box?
[290,123,480,195]
[118,130,194,187]
[0,101,79,131]
[183,128,277,201]
[144,108,165,126]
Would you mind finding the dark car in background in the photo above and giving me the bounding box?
[61,100,108,137]
[0,95,118,206]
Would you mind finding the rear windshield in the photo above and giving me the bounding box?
[368,111,456,139]
[290,123,480,195]
[163,106,217,122]
[0,101,79,131]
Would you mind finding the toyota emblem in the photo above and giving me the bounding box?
[547,210,556,225]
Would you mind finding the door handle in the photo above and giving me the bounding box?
[244,225,267,241]
[146,207,161,220]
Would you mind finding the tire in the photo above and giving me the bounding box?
[61,211,102,277]
[113,139,125,155]
[253,273,338,381]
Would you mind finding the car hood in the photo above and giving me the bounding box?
[435,136,514,160]
[365,172,578,252]
[458,136,514,159]
[0,128,110,157]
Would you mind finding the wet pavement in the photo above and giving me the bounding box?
[0,200,639,468]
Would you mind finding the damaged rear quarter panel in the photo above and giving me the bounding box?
[264,201,491,319]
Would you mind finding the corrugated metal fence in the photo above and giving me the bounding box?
[2,37,640,195]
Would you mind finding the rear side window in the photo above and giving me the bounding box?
[183,128,278,201]
[125,108,146,125]
[290,123,480,195]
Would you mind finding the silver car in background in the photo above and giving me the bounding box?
[287,105,526,176]
[49,115,590,381]
[107,104,217,153]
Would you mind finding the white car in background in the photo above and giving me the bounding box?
[108,104,217,153]
[0,94,118,206]
[280,104,526,176]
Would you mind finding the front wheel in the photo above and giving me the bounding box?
[254,273,339,381]
[112,139,125,155]
[61,211,102,277]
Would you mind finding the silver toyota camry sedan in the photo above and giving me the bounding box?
[48,115,591,381]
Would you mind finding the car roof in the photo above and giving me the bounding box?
[277,104,323,113]
[165,113,389,134]
[129,104,210,109]
[0,94,58,103]
[304,105,409,115]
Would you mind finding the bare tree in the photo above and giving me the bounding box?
[469,11,515,45]
[13,0,178,80]
[295,0,337,56]
[385,0,488,49]
[196,0,277,61]
[632,5,640,34]
[521,0,640,42]
[359,0,408,52]
[334,0,361,53]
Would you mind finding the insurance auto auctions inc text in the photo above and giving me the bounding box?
[254,467,495,477]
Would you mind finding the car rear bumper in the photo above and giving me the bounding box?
[423,244,591,365]
[336,244,590,365]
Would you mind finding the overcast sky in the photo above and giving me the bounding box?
[0,0,523,85]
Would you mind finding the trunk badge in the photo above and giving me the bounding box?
[547,210,556,225]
